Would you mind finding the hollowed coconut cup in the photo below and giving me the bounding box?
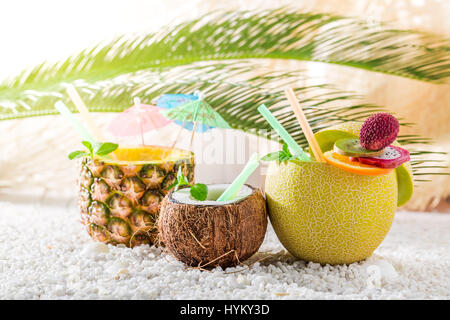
[158,184,268,268]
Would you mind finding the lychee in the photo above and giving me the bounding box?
[359,113,399,150]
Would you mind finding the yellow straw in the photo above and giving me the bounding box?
[66,84,105,142]
[284,88,326,163]
[66,84,117,159]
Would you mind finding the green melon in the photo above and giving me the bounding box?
[265,160,397,265]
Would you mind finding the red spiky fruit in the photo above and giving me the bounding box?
[359,113,399,150]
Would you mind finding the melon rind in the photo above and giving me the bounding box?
[265,160,397,265]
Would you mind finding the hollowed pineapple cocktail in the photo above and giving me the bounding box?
[78,146,194,247]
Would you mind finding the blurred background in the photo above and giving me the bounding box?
[0,0,448,211]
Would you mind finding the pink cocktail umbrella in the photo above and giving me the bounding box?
[108,98,172,145]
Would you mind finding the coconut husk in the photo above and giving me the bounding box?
[158,185,268,269]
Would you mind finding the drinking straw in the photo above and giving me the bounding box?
[284,88,326,162]
[257,104,310,161]
[216,152,260,202]
[66,84,106,142]
[54,101,97,144]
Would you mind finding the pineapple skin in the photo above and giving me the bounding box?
[78,155,195,247]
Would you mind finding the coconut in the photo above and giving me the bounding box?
[158,184,267,269]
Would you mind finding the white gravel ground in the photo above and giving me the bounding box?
[0,199,449,300]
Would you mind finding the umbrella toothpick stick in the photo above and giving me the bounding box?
[284,88,325,162]
[171,121,186,149]
[189,102,201,151]
[189,121,198,151]
[134,97,145,146]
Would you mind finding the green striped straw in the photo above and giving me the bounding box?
[257,104,310,161]
[54,101,97,144]
[216,152,260,202]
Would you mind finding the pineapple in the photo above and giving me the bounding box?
[77,146,194,247]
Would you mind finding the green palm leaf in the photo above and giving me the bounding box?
[0,60,446,182]
[1,9,449,101]
[0,9,447,182]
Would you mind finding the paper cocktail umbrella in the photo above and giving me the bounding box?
[107,98,172,145]
[161,93,231,150]
[156,93,212,133]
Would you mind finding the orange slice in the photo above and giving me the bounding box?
[323,151,393,176]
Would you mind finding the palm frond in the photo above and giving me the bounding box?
[0,60,446,181]
[1,8,449,107]
[0,8,448,183]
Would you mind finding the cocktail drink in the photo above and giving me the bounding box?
[159,183,267,268]
[78,146,194,247]
[158,152,267,269]
[265,119,413,265]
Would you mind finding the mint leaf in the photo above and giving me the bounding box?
[176,166,190,185]
[95,142,119,156]
[168,166,191,191]
[261,151,283,161]
[261,143,309,163]
[68,150,89,160]
[82,141,93,153]
[190,183,208,201]
[167,180,179,191]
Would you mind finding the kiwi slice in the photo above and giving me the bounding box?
[333,138,385,157]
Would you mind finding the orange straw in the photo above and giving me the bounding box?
[284,88,326,163]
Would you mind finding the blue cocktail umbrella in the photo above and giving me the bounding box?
[162,93,230,151]
[156,93,212,133]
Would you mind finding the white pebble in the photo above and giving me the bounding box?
[0,202,448,299]
[366,259,399,283]
[81,242,109,257]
